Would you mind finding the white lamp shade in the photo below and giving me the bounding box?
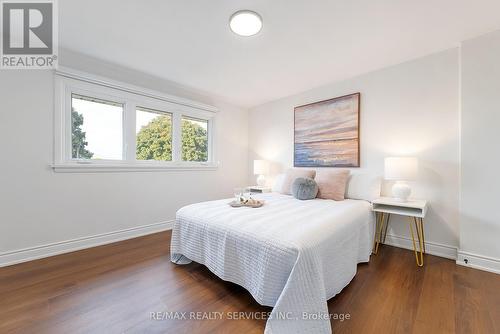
[253,160,269,175]
[384,157,418,181]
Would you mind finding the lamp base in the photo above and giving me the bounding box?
[256,174,266,187]
[392,181,411,202]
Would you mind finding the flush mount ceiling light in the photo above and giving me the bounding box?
[229,10,263,36]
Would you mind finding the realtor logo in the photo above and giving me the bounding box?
[1,0,57,69]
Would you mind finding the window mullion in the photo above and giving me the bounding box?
[208,118,215,163]
[64,87,73,161]
[124,102,137,162]
[172,113,182,162]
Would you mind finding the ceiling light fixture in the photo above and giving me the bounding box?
[229,10,262,37]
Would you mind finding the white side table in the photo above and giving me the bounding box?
[372,197,428,267]
[246,186,272,193]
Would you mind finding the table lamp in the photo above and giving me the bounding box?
[384,157,418,202]
[253,160,269,187]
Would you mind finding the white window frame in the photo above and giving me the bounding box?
[53,67,218,172]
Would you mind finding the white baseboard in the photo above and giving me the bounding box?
[456,250,500,275]
[383,233,458,260]
[0,220,174,268]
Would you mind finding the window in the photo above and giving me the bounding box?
[54,70,217,172]
[71,94,123,160]
[182,116,208,162]
[136,107,172,161]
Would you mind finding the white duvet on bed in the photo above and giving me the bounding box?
[171,193,374,334]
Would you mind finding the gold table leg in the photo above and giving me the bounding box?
[420,217,426,254]
[382,214,391,243]
[373,213,390,255]
[409,217,425,266]
[373,212,382,254]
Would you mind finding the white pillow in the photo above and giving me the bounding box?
[345,174,382,201]
[272,173,285,192]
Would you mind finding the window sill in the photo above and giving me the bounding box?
[51,162,219,173]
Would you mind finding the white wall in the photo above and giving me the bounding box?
[248,49,460,257]
[0,51,249,266]
[459,30,500,272]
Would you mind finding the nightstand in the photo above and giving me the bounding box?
[372,197,428,267]
[246,186,272,193]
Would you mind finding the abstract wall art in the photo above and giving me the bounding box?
[294,93,360,167]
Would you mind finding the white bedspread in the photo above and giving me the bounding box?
[171,193,374,334]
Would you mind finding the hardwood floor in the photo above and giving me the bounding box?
[0,231,498,334]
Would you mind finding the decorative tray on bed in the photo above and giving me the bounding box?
[228,198,265,208]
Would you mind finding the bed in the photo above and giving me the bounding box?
[171,192,375,334]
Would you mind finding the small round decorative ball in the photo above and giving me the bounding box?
[291,177,318,200]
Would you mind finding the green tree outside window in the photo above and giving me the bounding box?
[71,109,94,159]
[136,116,207,162]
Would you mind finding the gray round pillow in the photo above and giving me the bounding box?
[291,177,318,200]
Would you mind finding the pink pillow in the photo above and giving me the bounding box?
[316,170,350,201]
[280,168,316,195]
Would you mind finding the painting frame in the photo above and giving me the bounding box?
[294,92,360,168]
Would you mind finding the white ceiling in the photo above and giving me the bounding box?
[60,0,500,108]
